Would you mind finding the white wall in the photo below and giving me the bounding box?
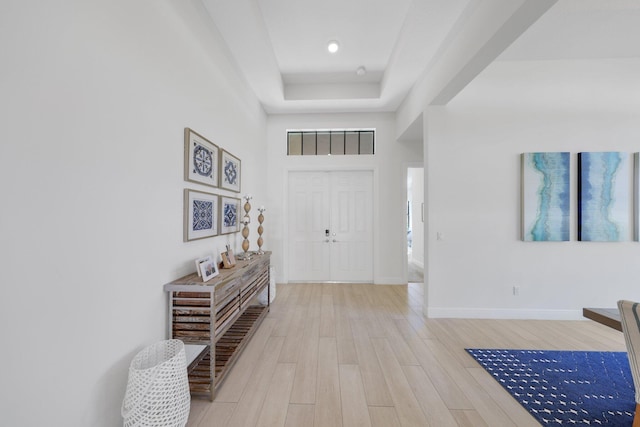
[424,58,640,319]
[265,113,421,284]
[0,1,266,426]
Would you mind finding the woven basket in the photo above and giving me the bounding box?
[122,339,190,427]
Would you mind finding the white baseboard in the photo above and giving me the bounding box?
[424,307,584,321]
[374,276,406,285]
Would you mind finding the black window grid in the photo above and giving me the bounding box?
[287,130,375,156]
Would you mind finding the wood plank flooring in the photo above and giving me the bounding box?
[187,283,626,427]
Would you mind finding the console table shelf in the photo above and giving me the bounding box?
[164,252,271,400]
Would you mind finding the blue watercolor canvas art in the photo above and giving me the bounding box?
[578,152,629,241]
[522,152,570,241]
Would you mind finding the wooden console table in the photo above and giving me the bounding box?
[582,307,621,332]
[185,344,209,374]
[164,252,271,400]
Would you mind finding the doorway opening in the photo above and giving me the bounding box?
[407,167,424,283]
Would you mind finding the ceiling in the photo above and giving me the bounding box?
[201,0,640,115]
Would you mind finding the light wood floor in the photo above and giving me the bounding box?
[187,283,625,427]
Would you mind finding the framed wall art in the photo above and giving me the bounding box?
[220,196,241,234]
[578,151,629,241]
[184,189,218,242]
[220,149,241,192]
[185,128,219,188]
[521,152,570,241]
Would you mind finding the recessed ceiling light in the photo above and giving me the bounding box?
[356,66,366,76]
[327,40,339,54]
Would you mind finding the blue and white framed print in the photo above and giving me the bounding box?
[185,128,219,188]
[522,152,570,241]
[220,149,241,193]
[184,189,218,242]
[578,151,629,241]
[219,196,241,234]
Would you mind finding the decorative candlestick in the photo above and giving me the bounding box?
[257,206,266,255]
[238,194,252,260]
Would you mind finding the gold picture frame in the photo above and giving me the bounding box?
[184,189,218,242]
[185,128,219,188]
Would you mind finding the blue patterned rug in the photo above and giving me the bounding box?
[466,349,635,426]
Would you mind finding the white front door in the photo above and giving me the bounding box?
[288,170,373,282]
[288,171,331,281]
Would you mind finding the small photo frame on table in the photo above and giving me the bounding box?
[195,255,212,277]
[198,256,219,282]
[220,149,241,192]
[220,196,241,234]
[185,128,219,188]
[184,189,218,242]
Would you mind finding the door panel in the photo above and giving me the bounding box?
[329,171,373,281]
[288,172,330,281]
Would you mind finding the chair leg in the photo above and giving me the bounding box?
[634,403,640,427]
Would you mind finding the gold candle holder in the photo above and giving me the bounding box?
[238,195,252,260]
[257,206,266,255]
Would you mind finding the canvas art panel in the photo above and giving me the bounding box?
[185,128,219,188]
[522,152,570,241]
[220,196,241,234]
[220,149,241,192]
[578,151,629,241]
[635,153,640,241]
[184,189,218,241]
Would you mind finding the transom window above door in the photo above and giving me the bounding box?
[287,130,375,156]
